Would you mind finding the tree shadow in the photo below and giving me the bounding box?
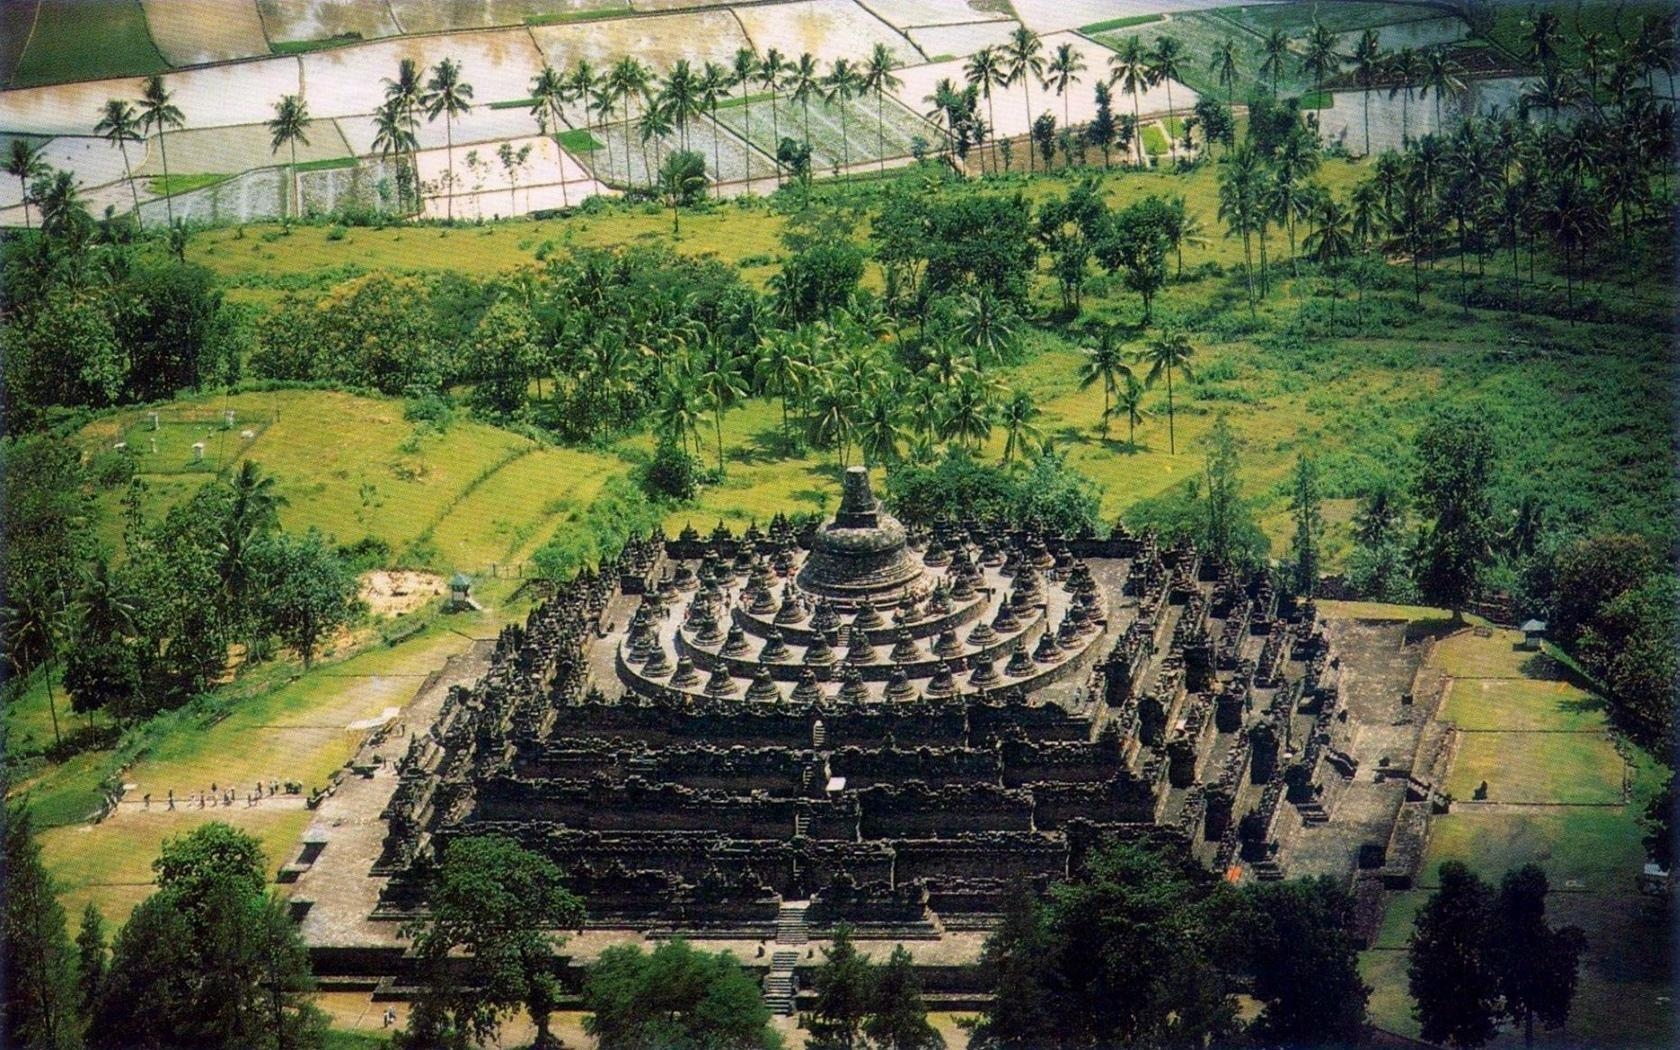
[743,425,806,462]
[1402,617,1463,645]
[789,488,830,511]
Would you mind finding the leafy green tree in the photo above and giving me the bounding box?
[1289,452,1323,597]
[1490,865,1586,1049]
[74,903,107,1017]
[1203,413,1242,565]
[1031,112,1057,170]
[1097,196,1172,323]
[116,260,224,402]
[1087,81,1117,167]
[810,923,874,1049]
[1232,876,1369,1047]
[2,803,80,1050]
[865,945,942,1050]
[251,528,357,669]
[1409,861,1501,1048]
[93,822,325,1050]
[583,939,777,1050]
[469,295,540,416]
[3,288,124,425]
[970,882,1057,1049]
[1579,575,1679,746]
[1411,409,1495,624]
[772,240,864,324]
[402,835,585,1050]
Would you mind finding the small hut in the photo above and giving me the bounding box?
[1519,619,1548,651]
[446,572,479,612]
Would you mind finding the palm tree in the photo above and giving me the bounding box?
[567,59,600,174]
[382,58,424,208]
[371,98,420,214]
[760,48,789,184]
[1258,28,1291,97]
[1047,43,1086,129]
[651,368,704,460]
[699,61,731,194]
[937,371,996,452]
[1210,38,1240,105]
[824,57,863,178]
[731,48,760,192]
[862,43,902,178]
[94,98,143,222]
[1108,36,1151,167]
[1351,29,1383,157]
[788,52,821,156]
[1114,373,1147,451]
[1218,144,1264,316]
[697,341,746,474]
[962,46,1004,175]
[423,58,474,221]
[528,65,571,208]
[856,384,906,467]
[4,139,47,230]
[1078,328,1132,440]
[1542,177,1603,318]
[34,169,87,242]
[755,329,810,437]
[1000,389,1043,463]
[1349,178,1382,320]
[658,145,705,238]
[1141,330,1195,455]
[137,74,185,227]
[639,99,674,182]
[1388,47,1420,144]
[1421,47,1465,132]
[1520,66,1580,126]
[923,78,963,160]
[1302,22,1342,105]
[591,85,619,185]
[1004,28,1046,172]
[1303,193,1354,326]
[1523,7,1563,71]
[266,94,311,220]
[608,57,652,187]
[1149,35,1184,137]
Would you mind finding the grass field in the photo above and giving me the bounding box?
[148,172,233,196]
[1358,621,1672,1046]
[6,0,169,88]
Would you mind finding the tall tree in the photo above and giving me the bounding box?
[372,97,421,214]
[74,902,107,1016]
[1141,330,1194,454]
[1490,866,1586,1049]
[529,64,572,208]
[811,923,874,1049]
[251,528,357,669]
[964,46,1005,175]
[4,138,48,230]
[266,94,311,221]
[866,945,943,1050]
[697,338,746,473]
[1114,373,1148,451]
[583,940,775,1050]
[1047,42,1086,128]
[824,57,864,179]
[789,52,821,157]
[136,74,185,228]
[731,48,761,192]
[1004,28,1046,173]
[1352,29,1383,156]
[1422,47,1466,131]
[1410,862,1501,1048]
[423,58,474,221]
[1203,412,1241,564]
[1303,192,1354,326]
[759,48,789,185]
[1302,22,1342,107]
[382,58,425,210]
[1288,451,1323,597]
[1210,37,1240,105]
[93,97,144,222]
[1108,36,1152,167]
[1149,35,1184,138]
[2,803,79,1050]
[1388,47,1420,144]
[1000,388,1043,463]
[1412,408,1495,623]
[862,43,902,179]
[400,835,585,1050]
[1232,876,1370,1048]
[1258,28,1291,97]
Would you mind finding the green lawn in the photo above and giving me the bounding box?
[1079,14,1163,34]
[148,173,232,196]
[558,128,603,153]
[1440,677,1607,733]
[1445,732,1625,805]
[7,0,168,88]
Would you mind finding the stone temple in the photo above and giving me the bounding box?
[360,466,1421,1010]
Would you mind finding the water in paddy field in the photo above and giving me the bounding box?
[1315,77,1557,156]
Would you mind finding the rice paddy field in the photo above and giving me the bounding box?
[712,91,934,172]
[1357,623,1672,1048]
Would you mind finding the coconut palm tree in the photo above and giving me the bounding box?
[1349,178,1382,319]
[788,52,821,156]
[962,47,1005,176]
[1210,38,1241,105]
[1114,373,1147,451]
[1149,35,1184,135]
[566,58,599,166]
[528,65,571,207]
[34,169,87,242]
[1523,7,1563,70]
[923,78,963,160]
[952,288,1018,367]
[371,97,420,213]
[1218,143,1264,315]
[608,57,652,186]
[136,74,185,227]
[1351,29,1383,156]
[1004,27,1046,172]
[265,94,310,220]
[862,43,902,178]
[1077,328,1132,439]
[4,139,47,230]
[1000,389,1043,463]
[1541,177,1604,318]
[1258,28,1291,97]
[1388,47,1420,144]
[856,384,906,467]
[699,61,731,194]
[94,98,143,222]
[759,48,789,183]
[697,340,746,474]
[1108,36,1151,167]
[1303,193,1354,325]
[382,58,424,207]
[1302,22,1342,105]
[731,48,760,192]
[1141,330,1195,455]
[824,57,863,178]
[422,59,474,221]
[1421,47,1465,131]
[1519,66,1581,126]
[937,370,996,452]
[1047,42,1086,129]
[754,329,810,438]
[639,98,674,180]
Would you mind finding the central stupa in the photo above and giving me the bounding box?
[796,467,925,606]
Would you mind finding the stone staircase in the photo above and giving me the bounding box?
[1252,858,1286,880]
[793,811,811,837]
[764,902,810,1015]
[1296,799,1330,826]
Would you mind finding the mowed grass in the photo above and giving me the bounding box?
[1361,623,1673,1045]
[7,0,169,88]
[426,443,624,570]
